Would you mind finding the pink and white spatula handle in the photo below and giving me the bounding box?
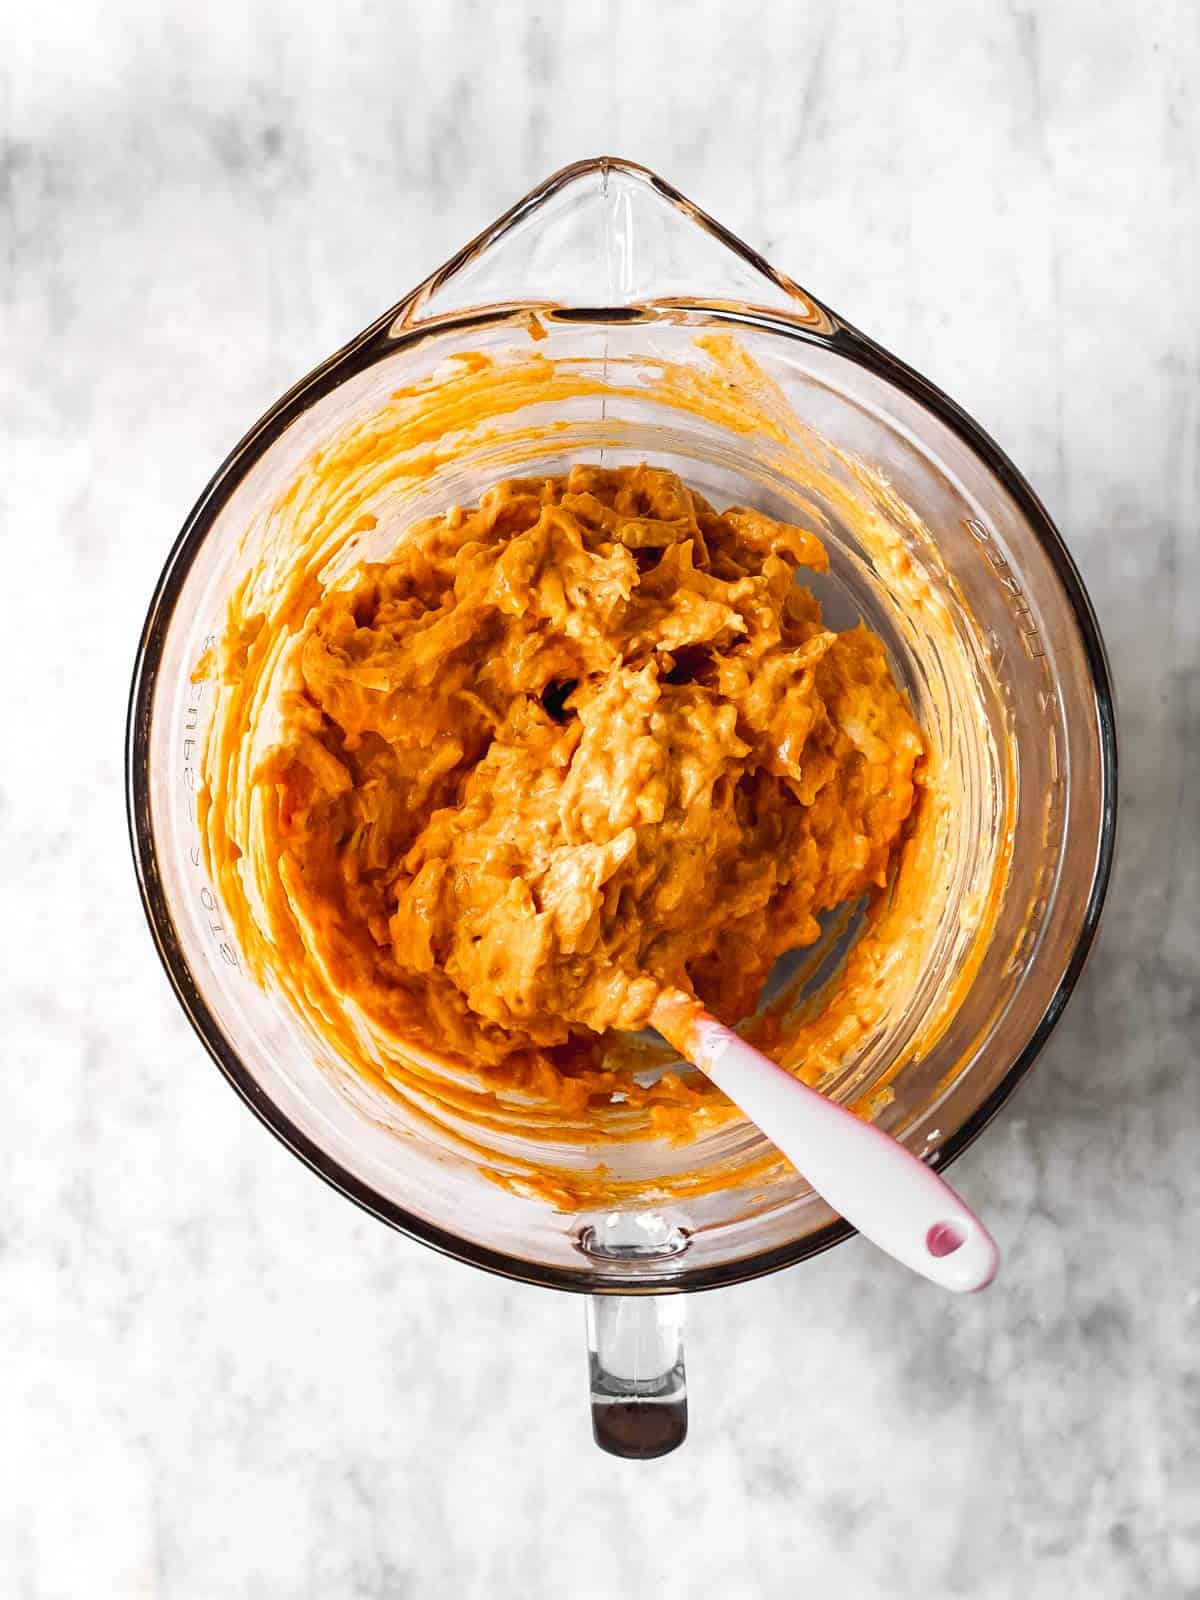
[692,1016,999,1293]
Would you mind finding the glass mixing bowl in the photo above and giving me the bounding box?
[127,158,1116,1457]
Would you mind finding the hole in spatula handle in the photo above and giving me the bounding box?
[926,1220,967,1258]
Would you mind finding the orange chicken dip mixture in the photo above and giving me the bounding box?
[252,463,925,1095]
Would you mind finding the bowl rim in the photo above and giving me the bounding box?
[125,162,1118,1296]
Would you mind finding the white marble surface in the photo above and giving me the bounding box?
[2,1,1197,1594]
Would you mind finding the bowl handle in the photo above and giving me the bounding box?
[585,1293,687,1458]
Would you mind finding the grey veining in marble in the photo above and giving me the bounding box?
[2,1,1198,1595]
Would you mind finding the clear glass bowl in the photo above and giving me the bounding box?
[127,159,1116,1456]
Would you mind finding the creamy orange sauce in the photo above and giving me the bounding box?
[253,462,922,1101]
[197,331,1010,1209]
